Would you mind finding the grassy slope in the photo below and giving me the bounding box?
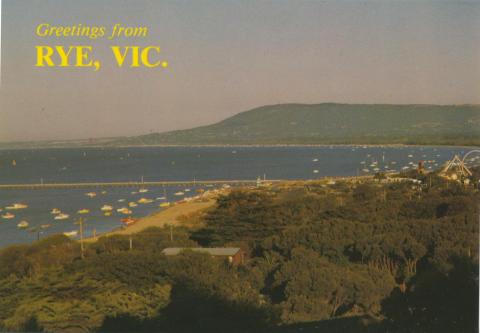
[117,103,480,146]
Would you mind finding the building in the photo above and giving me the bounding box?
[161,247,245,265]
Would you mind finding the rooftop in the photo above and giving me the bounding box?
[162,247,241,256]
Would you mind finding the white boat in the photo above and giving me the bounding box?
[101,205,113,211]
[5,203,28,210]
[131,191,138,195]
[54,213,69,220]
[174,191,184,196]
[85,192,97,198]
[312,158,318,162]
[118,199,126,202]
[313,170,319,173]
[362,168,370,173]
[51,208,61,214]
[2,212,15,219]
[139,188,149,193]
[156,196,166,200]
[63,231,78,237]
[117,207,132,215]
[184,189,191,192]
[128,202,138,207]
[77,209,90,214]
[40,224,51,229]
[17,221,29,229]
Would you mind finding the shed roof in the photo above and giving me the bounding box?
[162,247,241,256]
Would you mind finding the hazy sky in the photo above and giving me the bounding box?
[0,0,479,142]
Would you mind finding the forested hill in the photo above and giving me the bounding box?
[116,103,480,146]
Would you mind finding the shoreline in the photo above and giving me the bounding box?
[84,189,228,242]
[83,176,376,242]
[0,143,479,151]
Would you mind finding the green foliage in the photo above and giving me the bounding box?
[0,178,477,332]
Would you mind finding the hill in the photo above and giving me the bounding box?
[115,103,480,146]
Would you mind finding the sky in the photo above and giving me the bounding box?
[0,0,479,142]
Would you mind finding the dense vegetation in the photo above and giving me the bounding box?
[115,103,480,146]
[0,170,478,332]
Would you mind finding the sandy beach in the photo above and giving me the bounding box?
[85,190,226,241]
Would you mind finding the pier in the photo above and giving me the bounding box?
[0,175,373,190]
[0,179,270,190]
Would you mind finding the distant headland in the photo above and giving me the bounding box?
[1,103,479,149]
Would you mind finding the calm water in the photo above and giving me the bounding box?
[0,145,475,248]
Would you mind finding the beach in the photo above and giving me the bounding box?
[85,189,226,241]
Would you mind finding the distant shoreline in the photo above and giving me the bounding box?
[0,143,478,151]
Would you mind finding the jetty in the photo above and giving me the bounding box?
[0,179,264,190]
[0,175,373,190]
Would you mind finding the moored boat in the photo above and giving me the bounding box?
[17,221,29,229]
[2,212,15,219]
[5,203,28,210]
[121,217,138,226]
[138,198,153,204]
[54,213,70,220]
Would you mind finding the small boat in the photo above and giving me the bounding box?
[139,188,149,193]
[40,224,51,229]
[313,170,319,173]
[117,207,132,214]
[184,189,191,192]
[408,154,413,158]
[17,221,29,229]
[2,212,15,219]
[196,189,205,194]
[77,209,89,214]
[131,191,138,195]
[101,205,113,211]
[312,158,318,162]
[362,168,370,173]
[138,198,153,204]
[159,202,170,208]
[104,211,112,216]
[174,191,184,196]
[118,199,126,202]
[12,160,16,166]
[128,202,138,207]
[63,231,78,237]
[156,196,166,200]
[51,208,61,214]
[85,192,97,198]
[121,217,138,226]
[54,213,69,220]
[5,203,28,210]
